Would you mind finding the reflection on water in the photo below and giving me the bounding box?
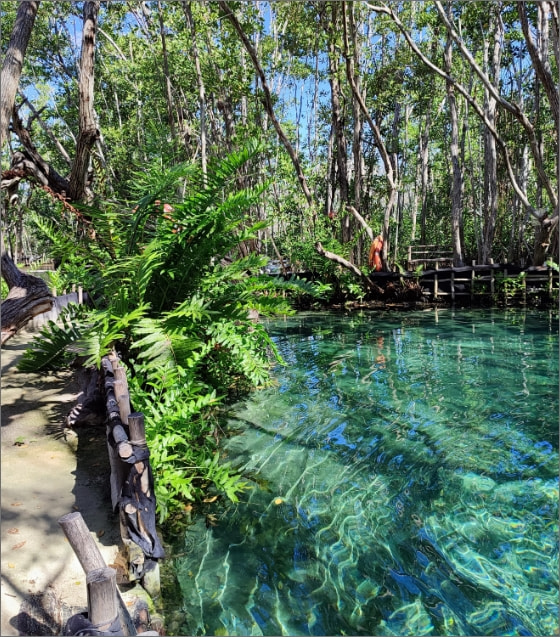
[165,309,558,636]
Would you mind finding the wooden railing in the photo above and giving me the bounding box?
[414,262,558,303]
[59,350,164,636]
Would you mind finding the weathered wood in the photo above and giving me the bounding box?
[58,511,137,636]
[114,365,127,383]
[58,512,106,573]
[86,567,120,633]
[107,424,129,511]
[101,357,114,377]
[1,253,53,344]
[128,413,146,446]
[114,378,131,423]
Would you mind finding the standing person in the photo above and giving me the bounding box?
[368,234,384,271]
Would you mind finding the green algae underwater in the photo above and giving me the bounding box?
[163,309,558,637]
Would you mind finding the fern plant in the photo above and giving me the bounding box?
[21,142,320,522]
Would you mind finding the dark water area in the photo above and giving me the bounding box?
[164,309,558,636]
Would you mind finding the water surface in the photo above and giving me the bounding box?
[167,309,558,636]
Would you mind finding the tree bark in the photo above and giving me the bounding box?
[481,5,502,264]
[0,1,40,150]
[2,2,101,343]
[67,0,100,202]
[1,252,53,345]
[368,1,558,264]
[326,4,349,237]
[342,2,397,270]
[518,1,559,134]
[315,241,374,291]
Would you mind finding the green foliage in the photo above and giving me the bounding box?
[17,304,87,371]
[21,144,318,521]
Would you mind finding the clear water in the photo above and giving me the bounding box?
[167,309,559,636]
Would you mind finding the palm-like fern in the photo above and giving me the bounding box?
[21,141,320,520]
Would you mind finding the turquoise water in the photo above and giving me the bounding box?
[167,309,559,636]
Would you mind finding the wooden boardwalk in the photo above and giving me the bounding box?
[409,262,558,303]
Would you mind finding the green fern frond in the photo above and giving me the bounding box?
[17,305,86,372]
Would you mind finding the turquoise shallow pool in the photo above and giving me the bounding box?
[166,309,558,636]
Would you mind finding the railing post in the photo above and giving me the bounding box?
[434,261,439,299]
[58,512,106,573]
[489,258,495,296]
[87,567,121,635]
[471,261,475,302]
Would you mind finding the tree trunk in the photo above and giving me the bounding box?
[443,9,464,267]
[1,1,100,343]
[0,1,40,150]
[67,0,100,202]
[156,0,177,153]
[481,5,502,264]
[326,5,349,240]
[182,1,207,177]
[341,3,397,270]
[418,110,431,243]
[1,251,53,344]
[518,1,559,134]
[218,0,315,213]
[373,1,558,261]
[315,242,374,292]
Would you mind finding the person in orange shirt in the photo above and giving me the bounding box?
[368,234,383,271]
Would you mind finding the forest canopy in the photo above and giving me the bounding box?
[1,0,558,286]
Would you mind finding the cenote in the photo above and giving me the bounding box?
[164,309,558,637]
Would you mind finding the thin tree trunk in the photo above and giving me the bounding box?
[518,1,559,134]
[371,1,558,236]
[443,7,464,267]
[218,0,315,213]
[0,1,40,150]
[157,1,178,150]
[182,1,207,177]
[326,3,349,237]
[419,110,431,243]
[342,2,397,269]
[481,5,502,264]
